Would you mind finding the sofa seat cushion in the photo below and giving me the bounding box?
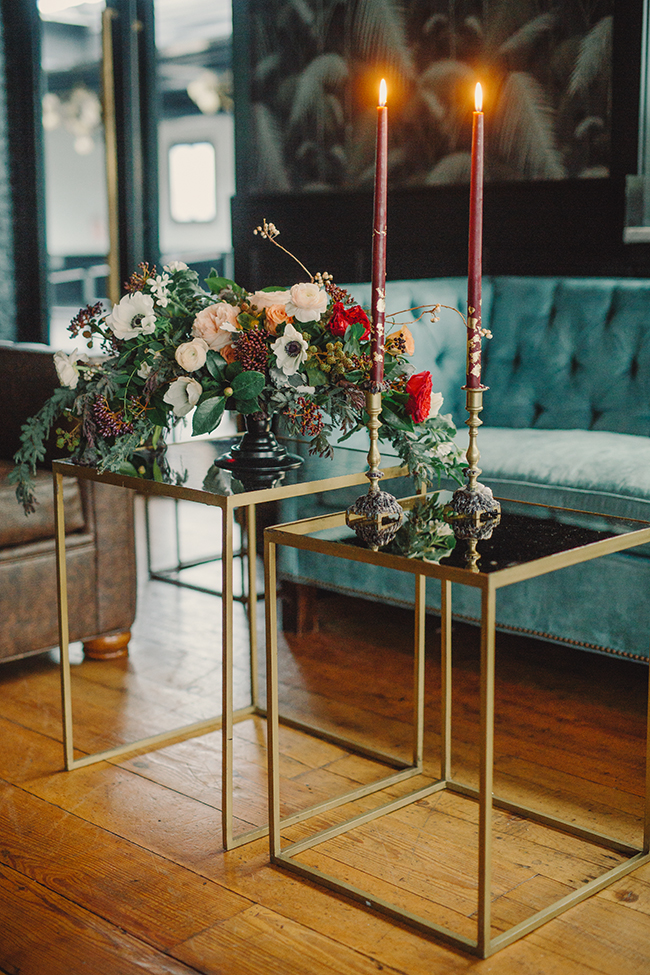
[461,427,650,525]
[0,461,85,548]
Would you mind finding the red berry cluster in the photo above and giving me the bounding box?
[69,302,104,338]
[235,327,270,372]
[93,397,135,438]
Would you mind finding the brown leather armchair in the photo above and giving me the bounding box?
[0,341,137,663]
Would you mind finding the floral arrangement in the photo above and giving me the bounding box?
[11,222,465,512]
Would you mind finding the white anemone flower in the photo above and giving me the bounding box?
[163,376,202,416]
[106,292,157,340]
[271,322,309,376]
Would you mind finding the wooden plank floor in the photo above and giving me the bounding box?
[1,495,649,974]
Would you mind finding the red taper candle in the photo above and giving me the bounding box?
[467,82,484,389]
[370,78,388,386]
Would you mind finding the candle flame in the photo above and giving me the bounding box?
[379,78,387,107]
[475,82,483,112]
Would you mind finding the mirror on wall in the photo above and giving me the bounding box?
[37,0,234,347]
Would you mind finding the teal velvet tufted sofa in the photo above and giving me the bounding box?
[278,276,650,663]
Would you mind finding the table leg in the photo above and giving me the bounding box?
[54,471,74,770]
[645,650,650,852]
[440,579,452,781]
[478,583,496,955]
[246,504,259,709]
[265,536,281,859]
[221,504,235,850]
[413,574,426,768]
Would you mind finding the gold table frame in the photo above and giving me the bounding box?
[53,436,409,850]
[264,499,650,956]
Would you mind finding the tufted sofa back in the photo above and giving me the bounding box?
[347,276,650,437]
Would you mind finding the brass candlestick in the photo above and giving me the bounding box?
[346,390,404,549]
[445,384,501,538]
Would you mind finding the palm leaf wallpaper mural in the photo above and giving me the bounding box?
[241,0,613,195]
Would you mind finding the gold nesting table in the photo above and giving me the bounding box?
[53,434,408,850]
[264,494,650,956]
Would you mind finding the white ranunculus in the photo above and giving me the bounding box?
[429,391,444,418]
[434,441,455,458]
[175,337,208,372]
[54,349,88,389]
[106,291,157,340]
[249,289,292,310]
[285,282,328,323]
[164,260,189,272]
[163,376,202,416]
[271,323,309,376]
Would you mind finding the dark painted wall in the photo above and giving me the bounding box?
[232,1,650,289]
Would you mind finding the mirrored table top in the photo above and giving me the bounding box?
[269,492,650,586]
[53,434,407,506]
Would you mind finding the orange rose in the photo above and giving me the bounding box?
[265,304,293,335]
[220,343,239,364]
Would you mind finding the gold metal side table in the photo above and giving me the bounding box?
[264,495,650,957]
[53,434,409,850]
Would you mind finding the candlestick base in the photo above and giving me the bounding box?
[445,480,501,540]
[346,487,404,550]
[345,391,404,550]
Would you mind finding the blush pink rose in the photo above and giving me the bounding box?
[191,302,240,351]
[249,289,292,309]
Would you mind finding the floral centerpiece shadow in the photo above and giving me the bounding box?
[11,223,466,511]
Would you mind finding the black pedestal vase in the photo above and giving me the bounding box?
[213,413,303,484]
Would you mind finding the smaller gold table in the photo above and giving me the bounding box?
[53,434,408,850]
[264,495,650,957]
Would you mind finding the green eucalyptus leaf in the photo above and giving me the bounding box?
[235,397,261,415]
[206,349,226,379]
[232,370,265,397]
[305,364,328,386]
[225,361,243,379]
[192,395,226,436]
[206,273,238,294]
[380,402,415,433]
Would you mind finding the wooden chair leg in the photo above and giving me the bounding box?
[82,630,131,660]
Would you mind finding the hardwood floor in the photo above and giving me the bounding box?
[1,495,649,974]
